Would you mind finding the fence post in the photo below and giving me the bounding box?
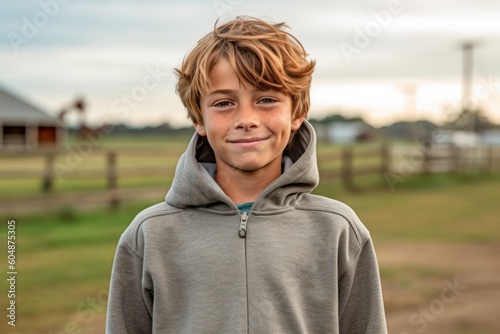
[107,151,117,189]
[42,153,55,193]
[341,146,355,192]
[486,146,494,174]
[381,141,390,176]
[452,145,461,174]
[107,151,120,209]
[422,148,431,175]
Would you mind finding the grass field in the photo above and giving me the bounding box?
[1,172,499,333]
[1,134,499,333]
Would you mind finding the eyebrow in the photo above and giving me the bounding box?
[206,87,280,96]
[206,89,238,96]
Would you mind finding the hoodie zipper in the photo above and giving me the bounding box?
[238,212,250,332]
[239,212,248,238]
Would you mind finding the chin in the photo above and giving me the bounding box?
[234,163,265,172]
[230,159,267,172]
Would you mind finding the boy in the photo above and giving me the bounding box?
[106,17,387,333]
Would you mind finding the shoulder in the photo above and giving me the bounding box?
[295,194,377,276]
[294,193,370,246]
[119,202,183,255]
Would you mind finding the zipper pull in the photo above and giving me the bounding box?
[239,212,248,238]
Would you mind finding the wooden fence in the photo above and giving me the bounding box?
[317,143,391,192]
[1,143,499,213]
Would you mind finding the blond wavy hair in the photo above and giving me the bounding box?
[174,17,316,125]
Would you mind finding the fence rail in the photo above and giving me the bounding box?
[1,143,499,213]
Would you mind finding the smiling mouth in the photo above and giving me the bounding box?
[229,137,268,143]
[228,137,270,147]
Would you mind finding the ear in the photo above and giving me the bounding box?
[194,123,207,136]
[291,115,305,131]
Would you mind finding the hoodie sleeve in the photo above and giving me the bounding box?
[338,236,388,334]
[106,235,153,334]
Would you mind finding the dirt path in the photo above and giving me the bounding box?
[378,241,500,334]
[79,241,500,334]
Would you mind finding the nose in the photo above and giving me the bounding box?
[234,103,260,130]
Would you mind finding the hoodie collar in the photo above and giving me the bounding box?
[165,120,319,212]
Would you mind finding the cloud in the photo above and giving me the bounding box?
[1,0,499,127]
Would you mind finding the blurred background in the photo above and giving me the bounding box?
[1,0,499,333]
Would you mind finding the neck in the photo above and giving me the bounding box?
[215,159,282,204]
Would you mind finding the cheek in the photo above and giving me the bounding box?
[204,118,222,134]
[203,120,227,148]
[270,114,293,133]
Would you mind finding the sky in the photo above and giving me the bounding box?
[1,0,500,128]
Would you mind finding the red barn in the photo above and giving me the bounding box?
[0,86,65,152]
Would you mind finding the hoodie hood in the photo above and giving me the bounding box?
[165,120,319,212]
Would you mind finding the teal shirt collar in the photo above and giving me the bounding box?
[236,202,253,213]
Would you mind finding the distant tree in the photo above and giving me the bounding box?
[309,112,366,124]
[446,107,498,132]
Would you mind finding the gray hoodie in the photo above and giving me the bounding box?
[106,121,387,333]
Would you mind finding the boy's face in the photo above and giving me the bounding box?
[195,59,304,175]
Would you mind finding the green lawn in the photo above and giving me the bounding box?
[315,173,500,243]
[1,173,499,333]
[1,202,152,334]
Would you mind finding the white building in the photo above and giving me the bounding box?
[480,130,500,146]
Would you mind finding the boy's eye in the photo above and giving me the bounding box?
[214,101,233,107]
[259,98,277,104]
